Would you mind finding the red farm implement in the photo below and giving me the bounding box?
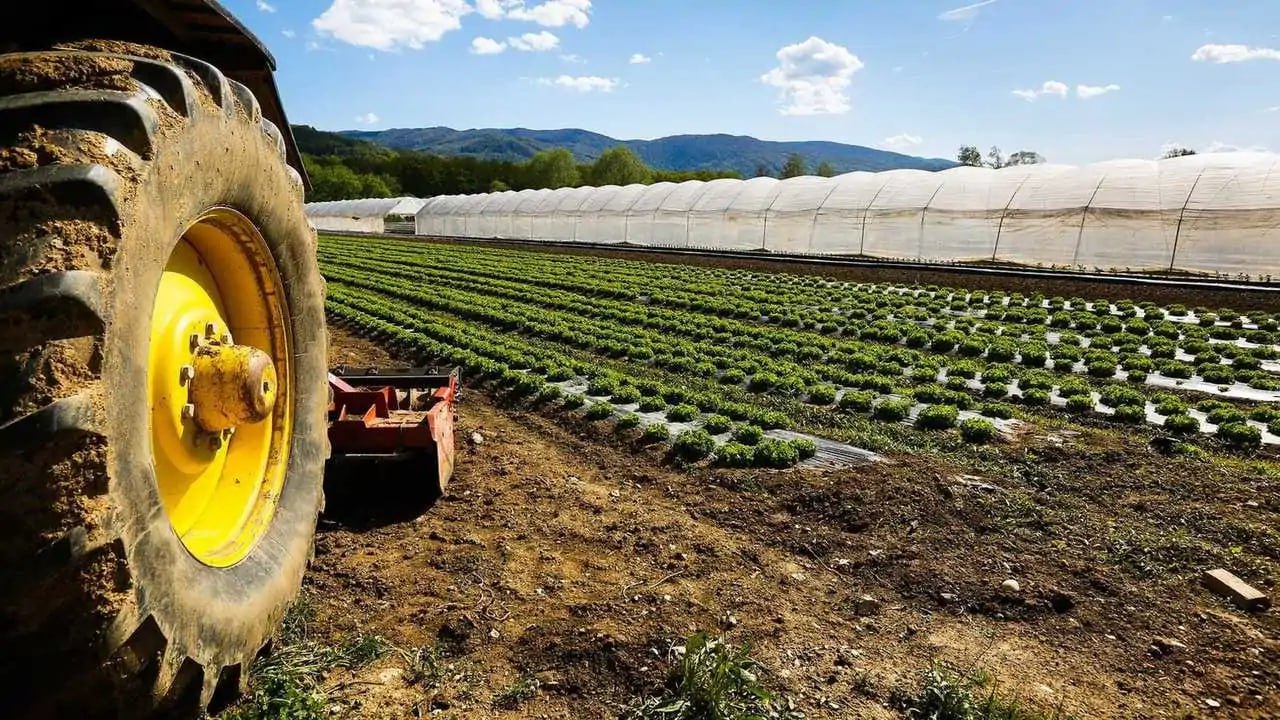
[325,366,460,519]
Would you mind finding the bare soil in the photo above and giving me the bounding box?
[308,325,1280,719]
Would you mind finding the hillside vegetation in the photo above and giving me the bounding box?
[295,125,744,202]
[340,125,956,176]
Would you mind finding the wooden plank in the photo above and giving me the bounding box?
[1202,568,1270,611]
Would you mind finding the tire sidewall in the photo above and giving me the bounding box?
[104,103,325,669]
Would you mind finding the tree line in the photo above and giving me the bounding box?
[956,145,1046,168]
[303,144,746,202]
[954,144,1201,167]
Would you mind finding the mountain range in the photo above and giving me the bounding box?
[335,126,957,175]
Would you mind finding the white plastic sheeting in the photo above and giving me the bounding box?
[413,153,1280,277]
[306,197,427,233]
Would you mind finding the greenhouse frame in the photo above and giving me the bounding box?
[414,153,1280,278]
[305,196,427,234]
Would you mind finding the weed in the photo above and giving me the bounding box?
[398,644,447,688]
[225,631,388,720]
[902,662,1075,720]
[623,634,799,720]
[493,676,540,709]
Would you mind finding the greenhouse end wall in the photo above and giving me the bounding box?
[412,153,1280,279]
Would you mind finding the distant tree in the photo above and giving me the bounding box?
[589,146,653,186]
[816,161,837,177]
[754,163,771,177]
[986,145,1006,169]
[525,148,580,189]
[781,153,807,178]
[1162,146,1197,159]
[957,145,983,167]
[1006,150,1046,166]
[489,179,511,192]
[358,173,397,198]
[653,168,743,182]
[305,156,364,201]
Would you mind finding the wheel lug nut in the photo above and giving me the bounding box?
[220,332,233,345]
[179,365,195,385]
[180,403,196,420]
[204,322,217,337]
[189,333,201,351]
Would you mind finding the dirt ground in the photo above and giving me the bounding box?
[307,325,1280,719]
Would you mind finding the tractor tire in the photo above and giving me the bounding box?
[0,44,327,718]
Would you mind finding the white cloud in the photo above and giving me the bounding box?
[508,31,559,51]
[471,36,507,54]
[883,133,923,151]
[354,112,379,125]
[629,53,652,64]
[476,0,515,19]
[257,0,276,12]
[1264,105,1280,113]
[314,0,472,51]
[507,0,592,28]
[1012,79,1068,101]
[536,75,618,92]
[1206,140,1268,153]
[1191,43,1280,63]
[760,36,864,116]
[560,53,586,63]
[281,29,296,39]
[938,0,997,23]
[1077,83,1120,99]
[306,40,322,51]
[1162,14,1175,23]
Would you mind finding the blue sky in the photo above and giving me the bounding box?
[227,0,1279,164]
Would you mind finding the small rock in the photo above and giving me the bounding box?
[1204,698,1221,709]
[488,628,500,639]
[725,614,739,626]
[940,593,959,604]
[534,670,562,687]
[854,595,881,616]
[833,648,863,666]
[1002,579,1021,593]
[470,431,484,445]
[1150,637,1188,657]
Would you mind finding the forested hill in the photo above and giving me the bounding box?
[338,126,956,175]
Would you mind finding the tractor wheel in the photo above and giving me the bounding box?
[0,44,327,717]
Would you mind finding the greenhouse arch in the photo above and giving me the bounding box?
[409,152,1280,278]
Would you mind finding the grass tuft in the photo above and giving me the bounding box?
[624,633,799,720]
[223,597,390,720]
[901,662,1076,720]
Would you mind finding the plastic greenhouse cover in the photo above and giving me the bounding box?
[413,152,1280,276]
[305,196,426,217]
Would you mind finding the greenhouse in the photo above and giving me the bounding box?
[414,152,1280,278]
[305,196,427,234]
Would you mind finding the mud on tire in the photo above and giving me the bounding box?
[0,45,325,717]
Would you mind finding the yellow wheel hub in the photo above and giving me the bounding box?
[148,208,293,567]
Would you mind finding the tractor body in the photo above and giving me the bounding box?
[10,0,307,185]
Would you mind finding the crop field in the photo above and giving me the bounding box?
[292,234,1280,718]
[319,234,1280,461]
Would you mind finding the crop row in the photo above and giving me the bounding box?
[319,236,1280,453]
